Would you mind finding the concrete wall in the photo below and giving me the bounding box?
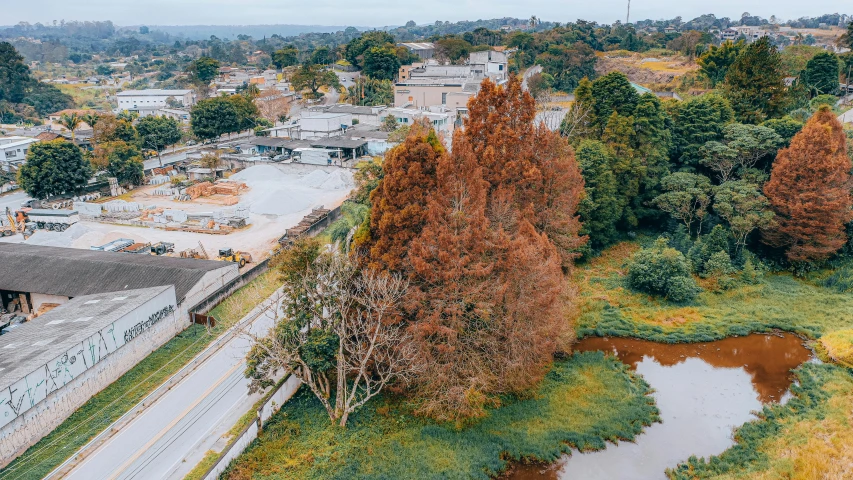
[181,265,240,321]
[394,84,464,108]
[0,288,181,463]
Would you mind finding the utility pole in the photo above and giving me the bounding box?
[626,0,631,24]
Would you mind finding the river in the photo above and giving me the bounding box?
[504,333,814,480]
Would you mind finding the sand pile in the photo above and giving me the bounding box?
[320,170,352,190]
[302,170,330,188]
[231,165,288,183]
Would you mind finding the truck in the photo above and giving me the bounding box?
[24,209,80,232]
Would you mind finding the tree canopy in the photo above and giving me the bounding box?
[722,38,787,124]
[17,140,92,199]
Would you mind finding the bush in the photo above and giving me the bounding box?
[628,237,701,302]
[823,264,853,293]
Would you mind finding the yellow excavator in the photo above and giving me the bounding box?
[217,248,252,268]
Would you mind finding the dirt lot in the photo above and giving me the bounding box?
[0,163,354,263]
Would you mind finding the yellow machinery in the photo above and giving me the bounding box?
[217,248,252,268]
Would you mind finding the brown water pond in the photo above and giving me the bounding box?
[504,333,814,480]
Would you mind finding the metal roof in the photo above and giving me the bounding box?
[116,89,192,97]
[0,243,233,302]
[0,286,172,388]
[310,138,368,149]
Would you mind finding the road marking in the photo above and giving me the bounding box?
[106,361,244,480]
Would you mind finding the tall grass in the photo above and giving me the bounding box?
[574,242,852,343]
[221,352,660,480]
[667,363,853,479]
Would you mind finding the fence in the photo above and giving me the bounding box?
[201,375,302,480]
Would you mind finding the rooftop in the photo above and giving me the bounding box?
[310,138,368,149]
[116,89,192,97]
[0,243,232,302]
[301,113,351,120]
[0,286,172,389]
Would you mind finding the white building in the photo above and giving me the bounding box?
[298,112,353,139]
[116,89,194,115]
[0,137,39,171]
[381,107,454,136]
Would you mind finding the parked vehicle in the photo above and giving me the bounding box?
[24,209,80,231]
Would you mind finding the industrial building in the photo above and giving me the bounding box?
[0,243,239,460]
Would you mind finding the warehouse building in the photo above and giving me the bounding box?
[0,244,240,461]
[0,243,238,318]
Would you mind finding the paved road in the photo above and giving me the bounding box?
[62,295,281,480]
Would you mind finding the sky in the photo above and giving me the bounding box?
[3,0,847,28]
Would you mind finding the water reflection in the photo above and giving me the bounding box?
[504,334,812,480]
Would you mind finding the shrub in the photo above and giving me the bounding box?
[823,264,853,293]
[628,237,701,302]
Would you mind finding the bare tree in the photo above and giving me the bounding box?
[559,100,593,142]
[534,91,565,132]
[244,250,418,427]
[256,96,291,123]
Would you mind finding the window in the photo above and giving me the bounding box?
[6,150,15,158]
[499,65,504,71]
[441,92,447,104]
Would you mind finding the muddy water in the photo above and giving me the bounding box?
[505,334,813,480]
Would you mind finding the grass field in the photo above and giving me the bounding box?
[221,352,659,480]
[575,241,853,480]
[574,242,853,344]
[0,271,279,480]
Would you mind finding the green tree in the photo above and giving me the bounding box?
[668,93,735,170]
[81,113,100,129]
[628,237,700,303]
[761,116,803,147]
[186,57,220,84]
[801,51,840,96]
[272,45,299,69]
[59,112,82,140]
[136,115,182,166]
[229,93,260,132]
[21,82,73,117]
[0,42,31,103]
[311,46,333,65]
[722,37,787,123]
[697,40,745,87]
[632,93,673,223]
[93,114,139,145]
[97,141,144,185]
[602,112,642,227]
[576,140,621,249]
[560,77,596,144]
[344,31,396,68]
[95,64,113,76]
[290,63,341,99]
[17,140,92,199]
[591,72,639,131]
[347,77,393,106]
[699,123,783,182]
[713,180,774,251]
[653,172,713,235]
[191,96,239,140]
[363,47,401,81]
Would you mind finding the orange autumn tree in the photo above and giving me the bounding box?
[762,106,853,263]
[464,76,586,267]
[407,133,568,422]
[364,120,443,272]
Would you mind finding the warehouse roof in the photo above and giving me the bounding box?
[0,286,172,388]
[116,89,192,96]
[310,138,367,149]
[0,243,231,302]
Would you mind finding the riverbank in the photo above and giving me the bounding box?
[574,241,853,479]
[220,352,659,480]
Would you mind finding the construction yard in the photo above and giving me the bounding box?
[0,163,354,264]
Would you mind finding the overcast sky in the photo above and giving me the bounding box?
[3,0,847,28]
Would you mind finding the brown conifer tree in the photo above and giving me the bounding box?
[464,76,586,266]
[762,107,853,263]
[364,120,443,272]
[407,133,568,422]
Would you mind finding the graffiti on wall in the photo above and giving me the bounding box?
[0,297,175,430]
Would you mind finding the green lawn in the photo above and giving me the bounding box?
[221,352,659,480]
[0,271,279,480]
